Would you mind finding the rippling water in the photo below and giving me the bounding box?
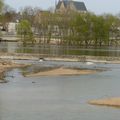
[0,61,120,120]
[1,42,120,56]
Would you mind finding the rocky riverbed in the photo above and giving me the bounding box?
[0,60,28,83]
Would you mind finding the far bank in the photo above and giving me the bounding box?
[0,52,120,64]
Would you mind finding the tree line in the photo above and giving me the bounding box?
[0,2,120,47]
[17,7,120,47]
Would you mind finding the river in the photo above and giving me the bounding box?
[0,42,120,57]
[0,60,120,120]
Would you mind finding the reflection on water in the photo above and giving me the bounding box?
[0,61,120,120]
[0,42,120,56]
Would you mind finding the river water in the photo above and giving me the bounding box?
[1,42,120,56]
[0,60,120,120]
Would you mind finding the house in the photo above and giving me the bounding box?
[7,22,18,35]
[55,0,87,13]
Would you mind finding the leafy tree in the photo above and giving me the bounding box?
[17,19,35,44]
[0,0,4,12]
[72,13,94,47]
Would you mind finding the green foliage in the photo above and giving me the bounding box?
[17,19,35,44]
[0,0,4,12]
[33,10,120,46]
[0,3,120,47]
[69,13,119,47]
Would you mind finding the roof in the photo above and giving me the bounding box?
[56,0,87,11]
[73,1,87,11]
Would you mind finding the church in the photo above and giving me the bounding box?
[55,0,87,13]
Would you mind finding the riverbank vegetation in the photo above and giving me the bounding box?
[17,19,35,44]
[17,7,120,47]
[0,1,120,47]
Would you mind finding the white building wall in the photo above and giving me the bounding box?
[7,22,18,35]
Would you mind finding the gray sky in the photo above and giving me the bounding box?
[5,0,120,15]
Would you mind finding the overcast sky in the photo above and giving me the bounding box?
[5,0,120,15]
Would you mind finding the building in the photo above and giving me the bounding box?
[55,0,87,13]
[7,22,18,35]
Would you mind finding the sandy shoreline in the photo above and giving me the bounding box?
[89,98,120,108]
[26,67,97,77]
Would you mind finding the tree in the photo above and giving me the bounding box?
[72,13,94,47]
[1,4,16,27]
[0,0,4,12]
[72,12,120,47]
[104,14,120,46]
[0,0,4,36]
[17,19,35,44]
[20,6,39,27]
